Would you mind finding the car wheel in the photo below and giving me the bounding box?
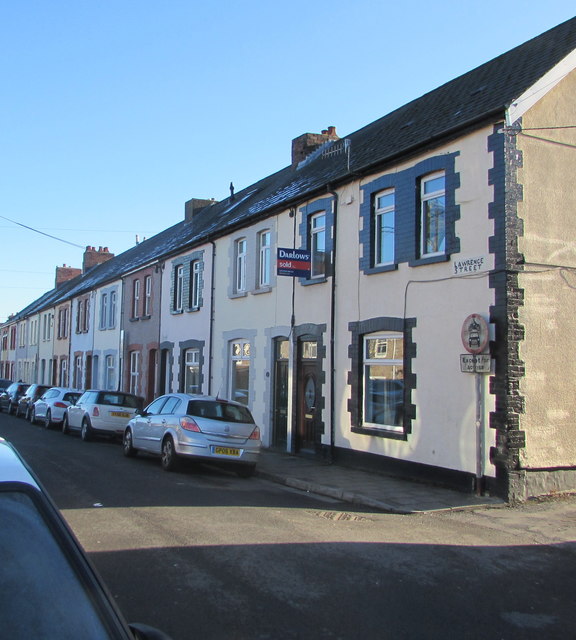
[8,402,15,415]
[123,429,137,457]
[30,407,37,425]
[236,464,256,479]
[15,404,22,418]
[62,415,70,435]
[161,436,178,471]
[25,406,32,421]
[81,419,92,442]
[43,410,52,430]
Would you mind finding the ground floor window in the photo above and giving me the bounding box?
[363,333,404,432]
[230,340,250,405]
[130,351,140,396]
[184,349,200,394]
[105,355,115,390]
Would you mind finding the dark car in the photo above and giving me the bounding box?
[0,382,30,415]
[0,378,13,393]
[15,384,51,420]
[0,437,172,639]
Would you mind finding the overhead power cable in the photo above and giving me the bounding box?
[0,214,85,249]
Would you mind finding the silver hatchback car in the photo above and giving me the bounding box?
[123,394,261,477]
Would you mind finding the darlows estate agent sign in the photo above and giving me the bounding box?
[277,248,311,278]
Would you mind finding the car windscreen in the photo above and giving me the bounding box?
[187,400,255,424]
[0,487,128,639]
[98,393,142,409]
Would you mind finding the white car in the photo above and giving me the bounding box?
[31,387,82,429]
[123,394,261,477]
[63,390,143,441]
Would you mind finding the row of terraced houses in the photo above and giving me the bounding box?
[2,19,576,501]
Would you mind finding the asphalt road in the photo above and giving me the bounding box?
[2,412,576,639]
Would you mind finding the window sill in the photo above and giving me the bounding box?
[252,286,272,295]
[300,276,327,286]
[365,263,398,275]
[352,425,407,441]
[129,317,140,323]
[230,291,248,299]
[170,309,184,315]
[409,254,449,268]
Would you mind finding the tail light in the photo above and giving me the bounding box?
[92,406,100,417]
[180,416,201,432]
[249,426,261,440]
[54,402,67,408]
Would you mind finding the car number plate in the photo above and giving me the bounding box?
[213,446,240,457]
[110,411,130,418]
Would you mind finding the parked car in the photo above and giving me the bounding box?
[123,393,261,477]
[0,378,12,393]
[15,384,51,420]
[0,437,171,639]
[0,382,30,414]
[31,387,83,429]
[63,390,144,440]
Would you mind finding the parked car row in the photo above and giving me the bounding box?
[6,385,262,478]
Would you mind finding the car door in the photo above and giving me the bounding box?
[133,397,167,451]
[147,396,181,453]
[67,391,92,428]
[35,390,57,420]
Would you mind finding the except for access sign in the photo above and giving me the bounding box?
[277,248,311,277]
[460,354,491,373]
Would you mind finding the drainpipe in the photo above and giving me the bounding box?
[327,186,339,463]
[208,240,216,396]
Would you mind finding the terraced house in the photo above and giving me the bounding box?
[2,18,576,501]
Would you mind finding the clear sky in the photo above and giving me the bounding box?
[1,1,574,323]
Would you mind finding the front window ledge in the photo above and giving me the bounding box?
[252,286,272,296]
[352,425,408,441]
[300,276,327,286]
[129,317,140,323]
[409,254,450,268]
[184,306,201,313]
[170,309,184,315]
[365,263,398,275]
[230,291,248,299]
[141,314,151,321]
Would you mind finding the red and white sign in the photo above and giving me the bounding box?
[461,314,489,355]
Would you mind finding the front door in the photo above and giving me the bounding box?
[272,338,289,449]
[296,339,318,453]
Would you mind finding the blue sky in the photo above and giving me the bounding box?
[1,1,574,322]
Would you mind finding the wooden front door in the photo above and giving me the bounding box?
[296,339,318,453]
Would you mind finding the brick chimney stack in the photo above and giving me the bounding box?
[83,246,115,273]
[291,126,339,167]
[184,198,217,223]
[55,264,81,288]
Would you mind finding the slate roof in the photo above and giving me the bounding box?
[8,16,576,321]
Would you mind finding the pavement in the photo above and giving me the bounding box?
[255,448,505,513]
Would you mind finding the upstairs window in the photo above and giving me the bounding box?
[310,212,326,279]
[132,280,140,319]
[420,172,445,257]
[235,238,247,293]
[258,230,271,288]
[144,276,152,316]
[109,291,117,328]
[100,294,108,329]
[190,261,201,309]
[374,190,395,266]
[174,265,184,312]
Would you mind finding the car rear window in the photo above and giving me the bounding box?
[187,400,255,424]
[63,393,81,403]
[97,393,142,409]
